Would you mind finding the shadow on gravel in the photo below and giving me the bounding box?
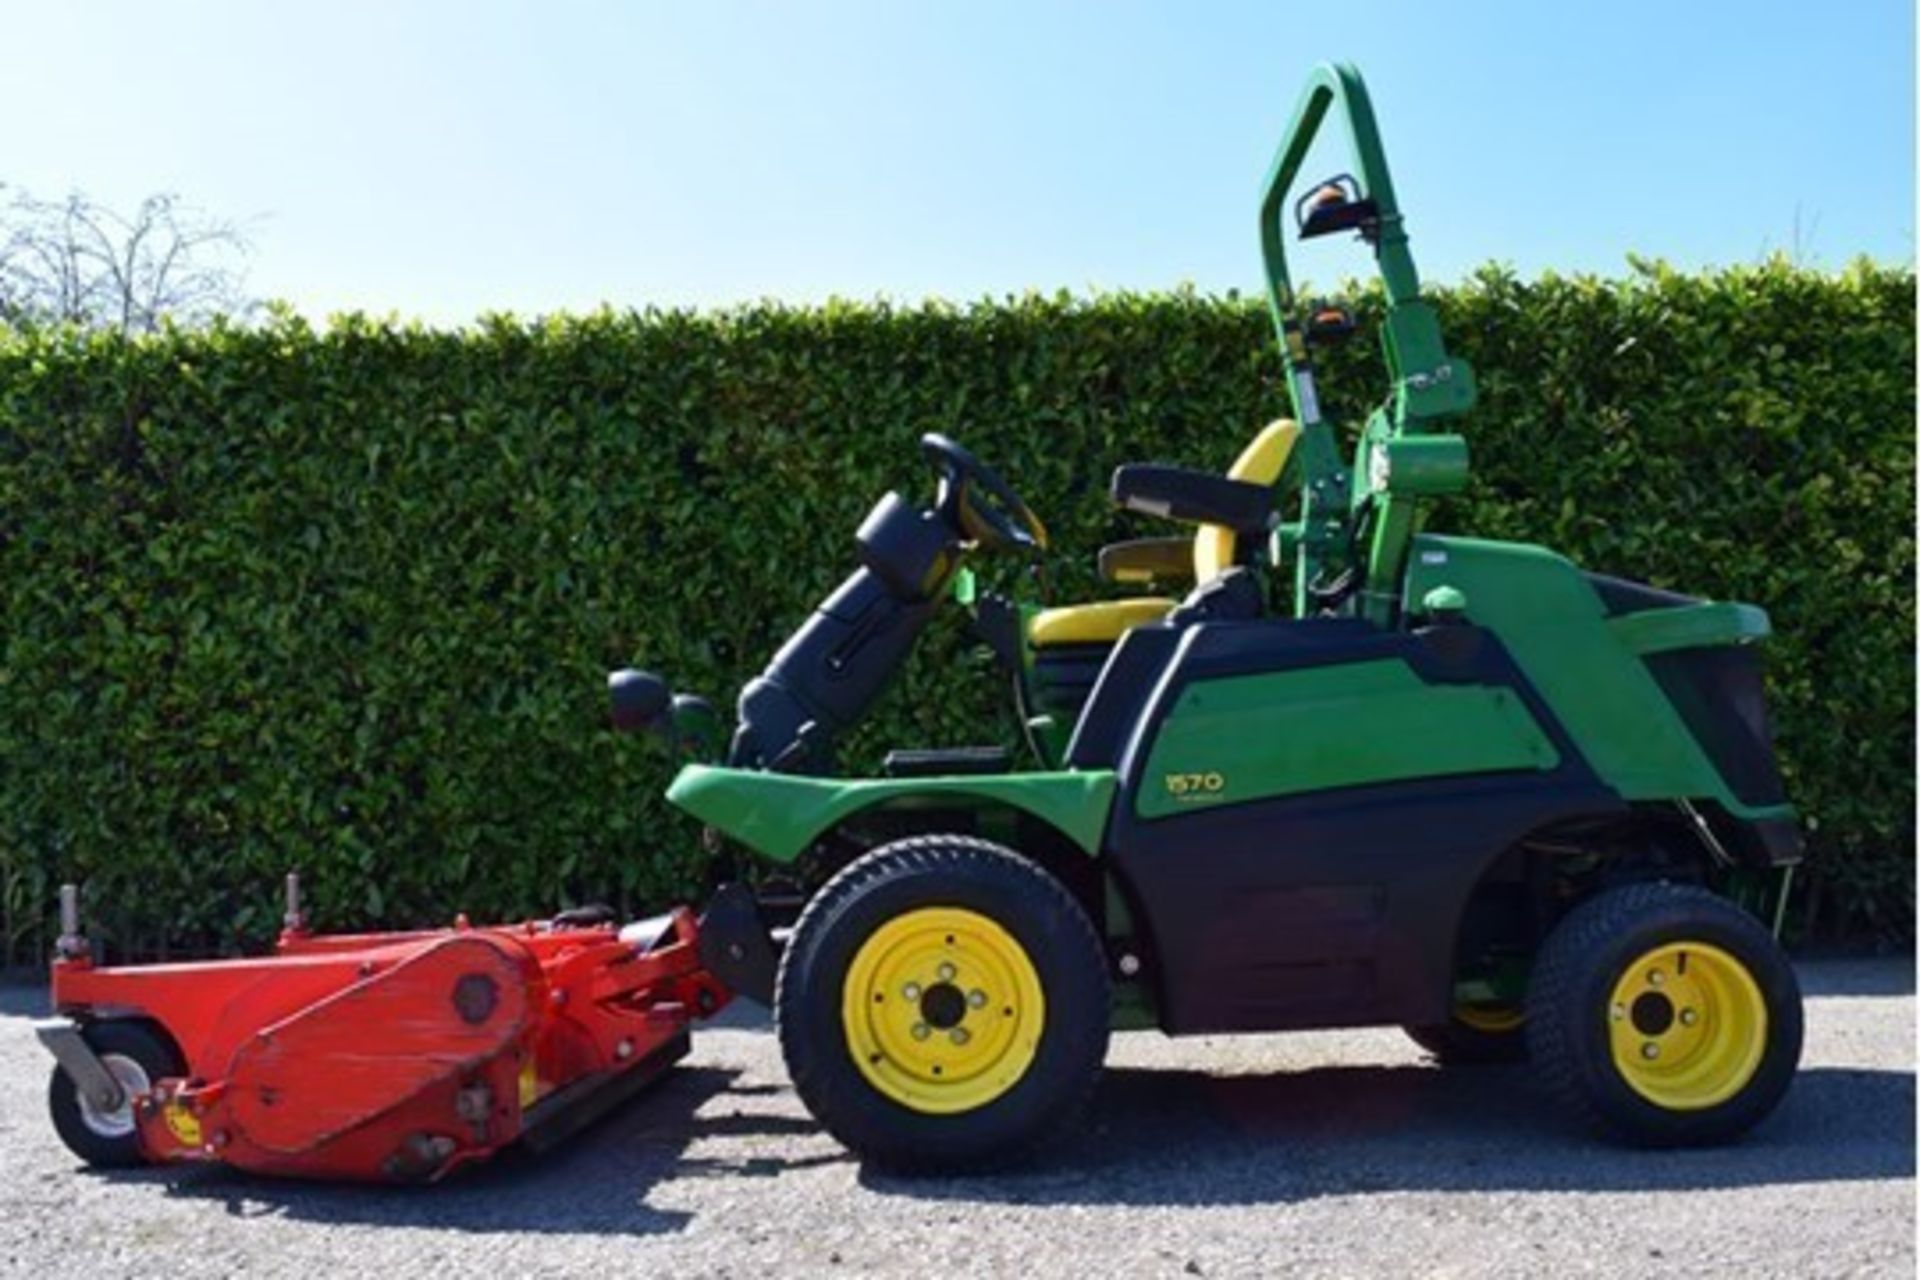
[862,1063,1915,1207]
[1795,960,1915,998]
[96,1066,828,1237]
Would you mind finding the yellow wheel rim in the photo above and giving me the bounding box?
[1608,940,1767,1111]
[1455,1002,1525,1034]
[841,906,1045,1115]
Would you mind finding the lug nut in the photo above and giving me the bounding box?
[1648,970,1665,987]
[911,1023,931,1041]
[937,963,957,982]
[967,989,988,1009]
[903,983,921,1001]
[950,1028,971,1046]
[1610,1003,1626,1021]
[1679,1008,1699,1026]
[1642,1042,1660,1060]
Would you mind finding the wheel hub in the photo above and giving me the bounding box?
[1630,991,1675,1036]
[841,906,1045,1115]
[76,1053,150,1140]
[919,981,967,1030]
[1608,940,1767,1111]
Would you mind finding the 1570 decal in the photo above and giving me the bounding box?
[1163,771,1226,801]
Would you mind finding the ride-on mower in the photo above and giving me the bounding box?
[40,63,1802,1180]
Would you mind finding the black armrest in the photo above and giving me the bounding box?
[1109,465,1274,535]
[1097,537,1194,585]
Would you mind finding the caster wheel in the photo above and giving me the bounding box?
[47,1020,184,1168]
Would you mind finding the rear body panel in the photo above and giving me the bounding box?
[1402,534,1794,824]
[1099,615,1622,1032]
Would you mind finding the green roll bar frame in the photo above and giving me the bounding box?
[1258,62,1478,623]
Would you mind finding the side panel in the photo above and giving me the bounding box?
[1136,659,1558,818]
[1106,618,1623,1034]
[666,765,1118,863]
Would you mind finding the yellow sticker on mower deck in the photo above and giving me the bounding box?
[163,1102,203,1147]
[518,1060,541,1110]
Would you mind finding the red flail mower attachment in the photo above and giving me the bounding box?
[37,877,750,1182]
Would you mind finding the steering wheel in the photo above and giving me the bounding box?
[921,433,1049,554]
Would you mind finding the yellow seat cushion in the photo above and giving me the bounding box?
[1028,597,1178,647]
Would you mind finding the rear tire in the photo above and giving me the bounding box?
[47,1020,185,1168]
[776,835,1110,1173]
[1405,1005,1528,1064]
[1526,882,1801,1146]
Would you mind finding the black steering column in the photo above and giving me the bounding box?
[614,434,1043,775]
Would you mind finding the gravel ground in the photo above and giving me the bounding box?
[0,958,1910,1279]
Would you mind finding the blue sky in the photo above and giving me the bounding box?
[5,1,1911,323]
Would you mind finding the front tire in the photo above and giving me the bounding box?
[1527,882,1801,1146]
[776,835,1110,1173]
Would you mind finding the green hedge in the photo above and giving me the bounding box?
[0,260,1911,961]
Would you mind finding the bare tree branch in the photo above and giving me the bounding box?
[0,185,256,332]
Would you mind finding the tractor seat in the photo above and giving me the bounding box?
[1027,418,1300,648]
[1028,596,1178,647]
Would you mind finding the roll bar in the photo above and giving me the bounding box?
[1259,62,1418,322]
[1255,61,1477,621]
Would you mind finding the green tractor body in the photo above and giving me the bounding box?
[667,525,1795,1034]
[613,62,1803,1170]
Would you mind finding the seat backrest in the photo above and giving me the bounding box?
[1191,418,1300,582]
